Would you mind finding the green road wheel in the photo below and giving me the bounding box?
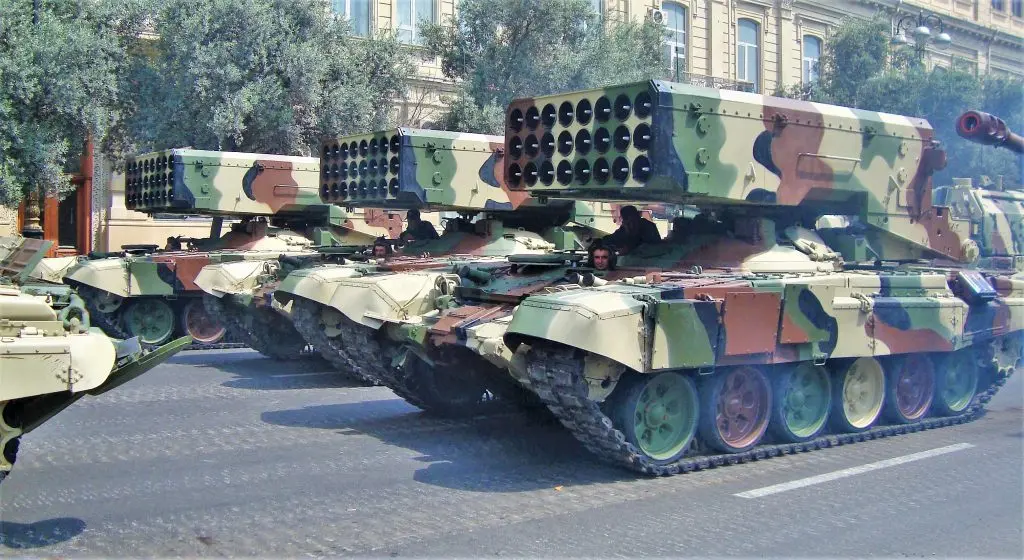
[179,299,226,344]
[932,349,979,416]
[698,366,771,454]
[608,371,699,463]
[883,353,935,424]
[122,299,176,346]
[829,357,885,433]
[769,362,832,443]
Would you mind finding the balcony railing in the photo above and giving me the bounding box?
[669,70,756,93]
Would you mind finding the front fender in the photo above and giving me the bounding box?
[194,260,271,297]
[504,287,650,372]
[64,257,133,297]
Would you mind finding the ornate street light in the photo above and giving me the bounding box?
[892,10,952,50]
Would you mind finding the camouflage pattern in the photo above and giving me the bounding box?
[70,149,401,348]
[505,80,975,264]
[320,129,529,211]
[125,149,321,216]
[0,236,189,484]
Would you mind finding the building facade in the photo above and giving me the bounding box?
[3,0,1021,254]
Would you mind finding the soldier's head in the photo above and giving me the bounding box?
[620,205,641,230]
[407,208,422,224]
[372,237,391,258]
[587,240,616,271]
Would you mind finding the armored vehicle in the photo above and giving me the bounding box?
[444,80,1021,476]
[63,149,399,349]
[1,236,189,484]
[256,128,655,385]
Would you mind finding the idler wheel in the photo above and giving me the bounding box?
[122,298,176,346]
[883,354,935,424]
[829,357,885,432]
[932,349,979,416]
[768,362,831,443]
[699,365,771,453]
[607,371,699,464]
[180,298,226,344]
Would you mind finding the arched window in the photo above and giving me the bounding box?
[803,35,822,84]
[664,3,688,78]
[737,19,760,92]
[397,0,436,45]
[332,0,371,37]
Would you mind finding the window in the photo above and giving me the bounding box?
[664,3,688,78]
[332,0,371,36]
[397,0,436,45]
[992,0,1005,11]
[589,0,604,16]
[802,35,822,84]
[737,19,760,92]
[1013,0,1022,17]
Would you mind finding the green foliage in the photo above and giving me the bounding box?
[0,0,151,205]
[797,17,1023,189]
[124,0,413,156]
[421,0,666,134]
[813,18,890,107]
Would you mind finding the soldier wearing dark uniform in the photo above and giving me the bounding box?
[400,209,439,242]
[603,205,661,253]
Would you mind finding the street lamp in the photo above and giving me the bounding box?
[891,10,952,52]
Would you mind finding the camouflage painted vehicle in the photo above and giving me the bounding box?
[451,80,1021,476]
[0,236,189,485]
[63,149,399,349]
[267,128,655,385]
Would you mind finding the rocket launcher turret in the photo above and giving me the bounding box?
[504,80,975,263]
[956,110,1024,154]
[125,149,323,218]
[319,128,529,212]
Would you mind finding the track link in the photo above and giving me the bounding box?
[291,298,379,385]
[523,344,1010,476]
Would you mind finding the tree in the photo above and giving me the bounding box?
[0,0,151,205]
[421,0,666,134]
[122,0,414,156]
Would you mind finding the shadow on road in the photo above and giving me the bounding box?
[261,401,630,492]
[176,349,371,391]
[0,518,85,549]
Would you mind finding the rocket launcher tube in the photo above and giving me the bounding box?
[124,149,322,217]
[504,79,974,263]
[319,128,532,213]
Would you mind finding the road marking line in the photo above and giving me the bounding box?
[734,443,975,499]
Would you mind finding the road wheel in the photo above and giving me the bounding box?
[830,357,885,432]
[769,362,831,443]
[608,371,699,464]
[122,298,176,346]
[179,299,226,344]
[698,365,771,454]
[932,349,979,416]
[883,353,935,424]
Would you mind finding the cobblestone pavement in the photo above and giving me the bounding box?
[1,349,1021,557]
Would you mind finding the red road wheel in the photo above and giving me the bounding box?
[698,365,771,454]
[179,299,226,344]
[883,354,935,424]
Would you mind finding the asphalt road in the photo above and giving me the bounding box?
[1,349,1021,557]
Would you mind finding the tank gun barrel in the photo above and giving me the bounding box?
[956,111,1024,154]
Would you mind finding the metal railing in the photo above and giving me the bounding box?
[669,70,757,93]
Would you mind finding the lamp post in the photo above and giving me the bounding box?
[891,10,952,62]
[21,0,44,239]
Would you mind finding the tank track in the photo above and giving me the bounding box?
[523,344,1011,476]
[203,295,317,357]
[291,298,379,385]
